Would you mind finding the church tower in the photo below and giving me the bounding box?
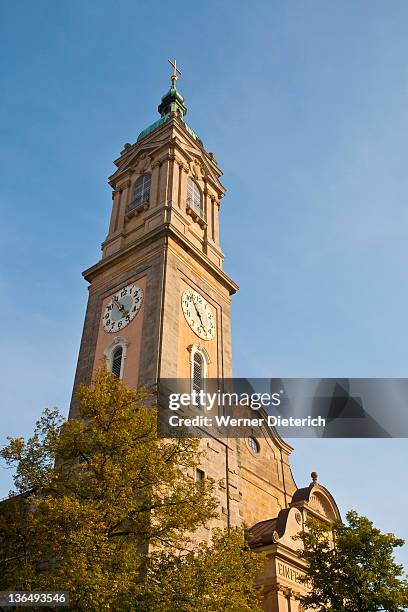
[70,62,237,408]
[70,63,298,531]
[69,64,341,610]
[69,63,248,529]
[69,61,319,534]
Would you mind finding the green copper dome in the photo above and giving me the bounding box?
[137,114,171,142]
[136,79,201,145]
[158,84,187,118]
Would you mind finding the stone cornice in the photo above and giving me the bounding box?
[83,222,239,295]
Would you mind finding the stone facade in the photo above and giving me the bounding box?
[69,77,340,611]
[248,477,340,611]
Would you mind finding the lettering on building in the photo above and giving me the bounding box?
[277,562,303,585]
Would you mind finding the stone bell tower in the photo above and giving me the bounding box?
[69,61,299,534]
[70,60,238,408]
[69,60,252,531]
[69,63,341,612]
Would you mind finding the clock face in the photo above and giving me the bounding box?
[102,283,143,333]
[181,288,216,340]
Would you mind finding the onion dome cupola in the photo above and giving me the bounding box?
[158,59,187,118]
[137,59,201,145]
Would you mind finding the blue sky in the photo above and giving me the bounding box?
[1,1,408,567]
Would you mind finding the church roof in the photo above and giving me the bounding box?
[246,475,341,550]
[246,517,278,547]
[246,508,292,548]
[291,485,314,504]
[136,113,202,145]
[137,113,171,142]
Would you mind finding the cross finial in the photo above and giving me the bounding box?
[168,58,181,85]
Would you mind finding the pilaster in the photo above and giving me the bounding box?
[168,155,180,206]
[158,155,171,205]
[109,189,121,234]
[117,179,131,233]
[212,197,220,244]
[149,161,161,208]
[178,162,189,210]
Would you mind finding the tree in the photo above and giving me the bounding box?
[0,369,263,611]
[133,528,264,612]
[296,510,408,612]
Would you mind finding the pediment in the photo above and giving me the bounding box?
[109,142,165,183]
[177,145,224,193]
[119,149,153,175]
[290,483,340,522]
[309,490,338,521]
[108,116,224,193]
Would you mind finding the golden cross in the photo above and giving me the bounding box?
[168,58,182,84]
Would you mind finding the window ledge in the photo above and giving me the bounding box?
[126,201,149,218]
[186,205,207,228]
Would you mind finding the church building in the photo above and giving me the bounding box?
[69,62,340,612]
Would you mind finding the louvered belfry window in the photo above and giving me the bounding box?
[129,174,151,211]
[192,351,204,394]
[187,178,204,218]
[111,346,123,378]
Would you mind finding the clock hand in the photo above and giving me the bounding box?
[113,298,129,317]
[193,302,204,326]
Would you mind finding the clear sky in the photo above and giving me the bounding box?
[1,1,407,567]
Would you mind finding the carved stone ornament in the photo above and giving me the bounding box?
[112,336,129,347]
[136,153,150,174]
[189,158,204,180]
[295,511,302,525]
[118,178,131,191]
[120,143,132,155]
[272,530,280,543]
[103,336,129,358]
[187,344,211,364]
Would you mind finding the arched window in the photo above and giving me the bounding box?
[104,338,128,380]
[187,178,204,218]
[188,345,210,404]
[129,174,151,211]
[111,346,123,378]
[192,350,204,394]
[248,436,260,454]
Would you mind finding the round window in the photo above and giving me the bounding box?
[248,436,260,454]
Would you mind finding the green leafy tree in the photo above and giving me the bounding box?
[296,510,408,612]
[133,528,264,612]
[0,369,263,611]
